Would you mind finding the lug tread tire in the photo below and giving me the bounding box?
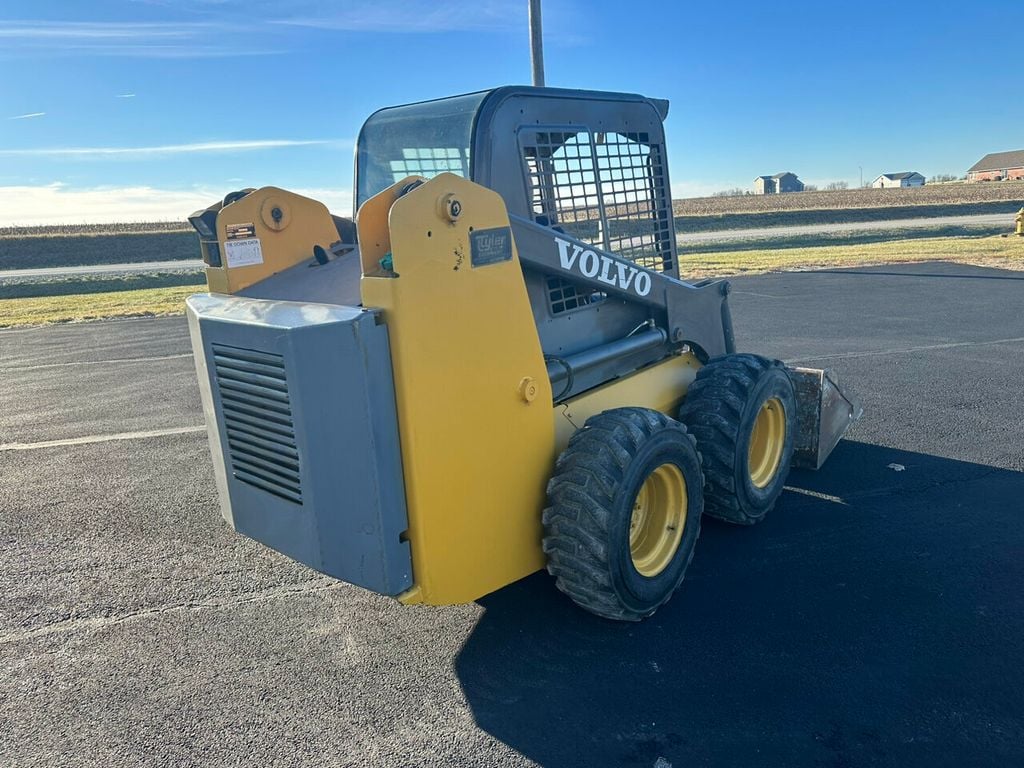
[542,407,703,622]
[678,354,794,526]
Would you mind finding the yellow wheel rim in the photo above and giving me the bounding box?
[629,463,687,577]
[748,397,786,488]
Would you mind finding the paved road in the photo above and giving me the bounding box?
[0,259,204,280]
[676,212,1016,244]
[1,212,1015,281]
[2,262,1023,767]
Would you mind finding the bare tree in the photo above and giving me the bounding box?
[825,181,849,191]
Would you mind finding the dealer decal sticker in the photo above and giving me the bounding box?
[224,238,263,268]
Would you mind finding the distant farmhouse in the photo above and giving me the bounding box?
[754,172,804,195]
[872,171,925,189]
[967,150,1024,182]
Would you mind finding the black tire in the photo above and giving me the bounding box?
[542,408,704,621]
[678,353,796,525]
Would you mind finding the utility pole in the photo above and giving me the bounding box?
[859,166,863,188]
[529,0,545,87]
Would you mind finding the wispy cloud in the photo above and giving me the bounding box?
[129,0,238,9]
[7,112,45,120]
[0,20,206,39]
[0,4,521,60]
[0,183,353,226]
[0,19,279,58]
[54,44,282,58]
[0,138,347,159]
[271,0,517,33]
[115,93,137,99]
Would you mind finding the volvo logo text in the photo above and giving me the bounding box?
[554,237,652,297]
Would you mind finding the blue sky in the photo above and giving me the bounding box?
[1,0,1022,224]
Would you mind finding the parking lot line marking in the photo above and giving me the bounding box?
[2,352,193,372]
[784,486,846,504]
[0,425,206,451]
[786,335,1024,364]
[0,580,345,644]
[732,291,791,299]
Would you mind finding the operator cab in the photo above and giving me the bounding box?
[355,86,678,277]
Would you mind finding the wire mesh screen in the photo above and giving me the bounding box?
[546,276,606,315]
[388,147,469,184]
[521,129,674,274]
[523,132,600,243]
[596,133,672,270]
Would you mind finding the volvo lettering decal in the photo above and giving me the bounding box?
[554,237,652,297]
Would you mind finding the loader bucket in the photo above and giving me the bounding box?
[788,367,863,470]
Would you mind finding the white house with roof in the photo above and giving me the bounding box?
[872,172,925,189]
[753,172,804,195]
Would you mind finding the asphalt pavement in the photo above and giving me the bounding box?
[1,261,1022,767]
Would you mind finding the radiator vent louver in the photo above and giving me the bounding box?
[212,344,302,504]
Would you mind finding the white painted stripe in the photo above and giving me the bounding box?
[0,425,206,451]
[731,290,789,299]
[784,486,846,504]
[786,336,1024,364]
[2,352,192,372]
[0,580,345,644]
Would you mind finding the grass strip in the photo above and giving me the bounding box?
[0,271,205,300]
[682,234,1024,278]
[0,285,201,328]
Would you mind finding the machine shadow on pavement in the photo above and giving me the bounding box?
[455,440,1024,768]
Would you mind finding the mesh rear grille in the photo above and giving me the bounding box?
[521,129,675,273]
[547,276,606,315]
[212,344,302,504]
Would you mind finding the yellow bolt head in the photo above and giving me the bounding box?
[518,376,538,403]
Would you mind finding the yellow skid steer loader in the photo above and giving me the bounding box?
[186,87,859,620]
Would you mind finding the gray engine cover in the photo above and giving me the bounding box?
[186,293,412,596]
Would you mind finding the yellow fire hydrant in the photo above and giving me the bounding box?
[1017,207,1024,236]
